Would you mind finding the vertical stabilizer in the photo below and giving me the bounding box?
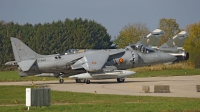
[10,37,42,61]
[158,31,189,52]
[136,29,164,48]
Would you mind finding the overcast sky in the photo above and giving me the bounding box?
[0,0,200,38]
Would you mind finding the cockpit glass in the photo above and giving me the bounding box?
[130,45,137,50]
[62,49,85,55]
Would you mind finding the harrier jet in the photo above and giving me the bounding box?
[131,30,189,62]
[6,37,176,84]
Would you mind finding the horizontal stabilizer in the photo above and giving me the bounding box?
[18,59,36,72]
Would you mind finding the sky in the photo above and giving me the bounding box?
[0,0,200,38]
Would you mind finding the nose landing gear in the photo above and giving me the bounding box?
[56,73,64,83]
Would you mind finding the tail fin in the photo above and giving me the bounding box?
[158,31,189,53]
[10,37,43,61]
[136,29,164,48]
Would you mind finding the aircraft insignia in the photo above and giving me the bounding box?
[119,58,124,63]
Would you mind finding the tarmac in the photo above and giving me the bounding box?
[0,75,200,98]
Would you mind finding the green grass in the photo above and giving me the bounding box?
[1,63,200,111]
[0,86,200,112]
[0,103,200,112]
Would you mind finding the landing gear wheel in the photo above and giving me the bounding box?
[117,78,125,83]
[86,79,90,84]
[59,79,64,83]
[57,73,64,83]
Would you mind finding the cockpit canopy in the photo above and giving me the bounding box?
[127,45,155,53]
[63,49,86,55]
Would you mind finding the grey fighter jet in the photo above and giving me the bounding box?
[131,30,189,62]
[69,45,177,83]
[7,37,176,84]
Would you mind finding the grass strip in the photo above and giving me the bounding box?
[0,85,200,112]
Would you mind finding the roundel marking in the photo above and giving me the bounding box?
[119,58,124,63]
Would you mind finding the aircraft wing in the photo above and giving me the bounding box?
[71,50,125,72]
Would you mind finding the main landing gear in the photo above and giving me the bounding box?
[117,78,125,83]
[75,79,90,84]
[86,79,90,84]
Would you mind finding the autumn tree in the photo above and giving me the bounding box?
[184,21,200,65]
[114,23,149,48]
[158,18,180,46]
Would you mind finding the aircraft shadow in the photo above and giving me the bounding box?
[75,81,157,84]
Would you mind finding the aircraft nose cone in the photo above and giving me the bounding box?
[160,53,177,63]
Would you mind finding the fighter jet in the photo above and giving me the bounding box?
[69,45,177,83]
[7,37,176,84]
[131,30,189,62]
